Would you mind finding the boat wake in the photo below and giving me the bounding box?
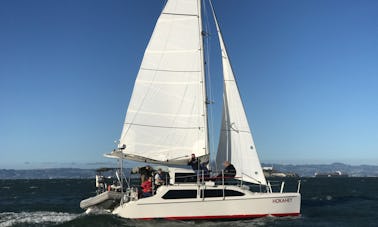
[84,206,112,215]
[0,210,301,227]
[0,211,80,227]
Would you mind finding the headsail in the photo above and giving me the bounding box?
[118,0,208,165]
[210,1,267,185]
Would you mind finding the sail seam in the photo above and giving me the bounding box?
[145,49,200,54]
[128,109,199,117]
[162,12,198,17]
[129,143,192,149]
[140,67,201,73]
[136,80,199,85]
[124,122,203,130]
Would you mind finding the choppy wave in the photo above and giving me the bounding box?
[0,211,79,227]
[0,211,298,227]
[61,214,290,227]
[1,178,378,226]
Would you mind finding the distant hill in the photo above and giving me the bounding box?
[262,162,378,177]
[0,168,96,179]
[1,163,378,179]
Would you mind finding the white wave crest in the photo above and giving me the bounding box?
[85,207,112,215]
[0,211,79,227]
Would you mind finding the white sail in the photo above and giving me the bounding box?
[118,0,208,164]
[211,2,267,185]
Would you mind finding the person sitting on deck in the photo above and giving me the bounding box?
[188,154,209,172]
[154,168,165,187]
[188,153,199,171]
[217,161,236,180]
[141,176,153,198]
[139,165,153,184]
[199,159,210,179]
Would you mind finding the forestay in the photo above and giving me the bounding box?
[211,1,267,185]
[118,0,208,164]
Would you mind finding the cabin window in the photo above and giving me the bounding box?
[174,173,197,183]
[201,189,245,198]
[162,190,197,199]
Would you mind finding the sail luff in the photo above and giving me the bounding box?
[210,0,267,185]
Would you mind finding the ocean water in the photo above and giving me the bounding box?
[0,178,377,227]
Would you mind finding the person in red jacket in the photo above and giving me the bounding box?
[141,176,153,197]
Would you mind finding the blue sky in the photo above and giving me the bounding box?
[0,0,377,169]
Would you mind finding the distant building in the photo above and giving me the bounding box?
[263,166,299,178]
[314,171,349,178]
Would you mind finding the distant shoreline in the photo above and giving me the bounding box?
[1,162,378,179]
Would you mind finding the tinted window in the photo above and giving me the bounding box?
[174,173,197,183]
[201,189,244,198]
[162,190,197,199]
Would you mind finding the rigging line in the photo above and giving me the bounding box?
[124,122,203,130]
[241,172,263,185]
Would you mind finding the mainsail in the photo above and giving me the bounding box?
[210,1,267,185]
[118,0,208,164]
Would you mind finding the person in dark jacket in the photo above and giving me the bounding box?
[188,153,199,171]
[139,165,153,183]
[217,161,236,179]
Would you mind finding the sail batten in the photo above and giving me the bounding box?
[162,12,199,17]
[124,123,203,130]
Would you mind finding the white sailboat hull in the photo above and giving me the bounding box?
[113,185,300,220]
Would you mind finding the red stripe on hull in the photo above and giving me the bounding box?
[136,213,300,221]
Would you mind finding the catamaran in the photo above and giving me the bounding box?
[81,0,301,220]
